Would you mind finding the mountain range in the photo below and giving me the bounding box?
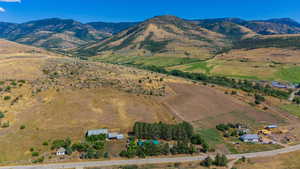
[1,15,300,54]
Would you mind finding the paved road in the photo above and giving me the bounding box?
[2,144,300,169]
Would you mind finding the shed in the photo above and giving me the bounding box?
[240,134,260,143]
[86,129,108,137]
[108,133,124,140]
[272,82,287,88]
[266,125,278,129]
[56,147,66,156]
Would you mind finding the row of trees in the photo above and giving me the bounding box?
[120,139,197,158]
[140,66,290,99]
[232,36,300,50]
[133,122,193,141]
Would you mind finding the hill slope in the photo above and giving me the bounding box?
[88,21,139,34]
[77,15,230,59]
[0,38,59,57]
[0,18,111,50]
[195,18,300,35]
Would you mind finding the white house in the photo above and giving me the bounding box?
[56,147,66,156]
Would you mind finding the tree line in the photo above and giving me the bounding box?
[232,36,300,50]
[139,65,290,99]
[133,121,194,141]
[120,138,197,158]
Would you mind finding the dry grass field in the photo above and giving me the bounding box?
[169,47,300,82]
[0,39,58,57]
[0,55,181,162]
[234,150,300,169]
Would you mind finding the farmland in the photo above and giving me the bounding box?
[280,104,300,118]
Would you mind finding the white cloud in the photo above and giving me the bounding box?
[0,0,21,13]
[0,7,5,12]
[0,0,21,2]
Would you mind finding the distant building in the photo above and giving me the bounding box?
[86,129,108,137]
[271,81,296,89]
[56,147,66,156]
[240,134,260,143]
[272,81,287,88]
[266,125,278,130]
[108,132,124,140]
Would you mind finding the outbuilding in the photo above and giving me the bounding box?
[240,134,260,143]
[108,133,124,140]
[56,147,66,156]
[86,129,108,137]
[266,125,278,130]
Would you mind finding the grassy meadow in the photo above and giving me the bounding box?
[280,104,300,118]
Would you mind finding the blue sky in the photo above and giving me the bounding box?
[0,0,299,23]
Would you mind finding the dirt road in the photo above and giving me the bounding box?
[2,144,300,169]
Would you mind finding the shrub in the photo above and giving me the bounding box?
[214,153,228,166]
[216,124,230,132]
[103,152,109,158]
[3,96,11,100]
[191,134,205,145]
[121,165,138,169]
[1,121,9,128]
[4,86,11,92]
[20,125,26,130]
[51,138,71,150]
[11,81,17,86]
[0,112,4,118]
[31,151,39,157]
[32,156,44,163]
[255,94,265,104]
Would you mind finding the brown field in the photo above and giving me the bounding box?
[217,48,300,64]
[160,83,284,128]
[235,150,300,169]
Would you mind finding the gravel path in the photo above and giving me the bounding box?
[2,144,300,169]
